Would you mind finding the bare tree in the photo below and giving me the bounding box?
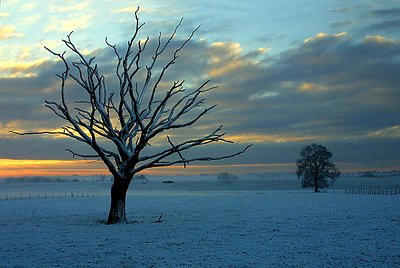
[12,8,251,224]
[296,144,340,192]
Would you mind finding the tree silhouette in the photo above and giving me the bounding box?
[13,8,251,223]
[296,144,340,192]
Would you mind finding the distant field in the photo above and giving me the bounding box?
[1,174,399,200]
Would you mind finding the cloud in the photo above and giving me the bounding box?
[367,6,400,32]
[330,20,354,29]
[227,133,323,144]
[367,17,400,31]
[198,31,400,146]
[20,3,38,12]
[44,15,92,33]
[261,33,399,135]
[205,42,268,79]
[0,58,47,78]
[54,2,91,12]
[112,4,189,17]
[0,58,64,128]
[19,15,42,26]
[0,26,24,40]
[303,32,348,44]
[1,27,399,170]
[112,6,138,14]
[298,82,328,92]
[370,8,400,17]
[121,30,399,157]
[329,7,352,14]
[367,125,400,138]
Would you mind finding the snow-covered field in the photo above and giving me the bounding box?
[0,174,399,267]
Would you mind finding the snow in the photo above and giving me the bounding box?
[0,174,399,267]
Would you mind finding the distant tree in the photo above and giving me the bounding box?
[296,144,340,192]
[134,174,148,183]
[13,8,251,224]
[217,172,239,181]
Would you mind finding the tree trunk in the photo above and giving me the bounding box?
[107,180,129,224]
[313,177,319,192]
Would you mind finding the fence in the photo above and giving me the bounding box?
[0,191,109,201]
[345,188,400,195]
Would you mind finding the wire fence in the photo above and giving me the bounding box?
[2,188,400,200]
[0,191,109,201]
[345,188,400,195]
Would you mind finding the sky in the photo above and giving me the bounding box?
[0,0,399,177]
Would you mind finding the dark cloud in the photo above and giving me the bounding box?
[370,8,400,17]
[0,136,85,160]
[1,30,399,171]
[204,33,400,140]
[368,19,400,32]
[364,5,400,33]
[0,63,60,124]
[90,32,400,144]
[326,3,400,37]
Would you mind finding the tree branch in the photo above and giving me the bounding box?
[12,8,251,182]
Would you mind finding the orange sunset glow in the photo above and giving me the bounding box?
[0,159,107,177]
[0,158,295,178]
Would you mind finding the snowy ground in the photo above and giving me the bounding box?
[0,175,399,267]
